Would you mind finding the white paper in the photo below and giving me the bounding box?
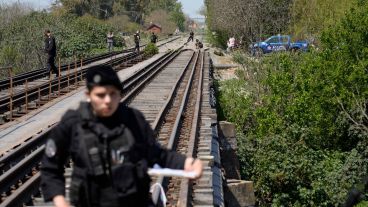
[150,183,167,207]
[147,164,198,179]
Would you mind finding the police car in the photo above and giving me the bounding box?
[249,35,309,56]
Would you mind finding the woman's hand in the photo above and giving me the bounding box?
[53,195,70,207]
[184,157,203,179]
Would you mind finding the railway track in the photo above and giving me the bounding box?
[0,51,123,91]
[0,36,176,90]
[0,49,221,207]
[0,37,180,124]
[0,48,183,206]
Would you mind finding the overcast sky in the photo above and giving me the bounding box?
[1,0,204,19]
[0,0,52,10]
[179,0,204,19]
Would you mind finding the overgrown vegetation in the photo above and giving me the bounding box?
[57,0,186,30]
[0,11,114,75]
[0,0,187,76]
[143,43,159,57]
[205,0,357,48]
[215,0,368,206]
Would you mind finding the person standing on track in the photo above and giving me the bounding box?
[134,31,140,52]
[107,31,114,52]
[44,29,58,77]
[150,32,157,44]
[40,65,203,207]
[186,30,194,44]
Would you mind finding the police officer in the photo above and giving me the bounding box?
[40,65,203,207]
[195,39,203,49]
[134,31,140,52]
[44,29,59,77]
[150,32,157,44]
[187,30,194,43]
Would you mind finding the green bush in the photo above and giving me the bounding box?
[205,29,228,49]
[0,11,115,76]
[216,0,368,205]
[143,43,159,57]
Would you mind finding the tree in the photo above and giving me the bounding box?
[205,0,292,47]
[169,2,185,31]
[145,9,176,34]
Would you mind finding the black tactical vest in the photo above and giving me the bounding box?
[69,103,151,207]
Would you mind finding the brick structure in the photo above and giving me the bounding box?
[147,23,162,34]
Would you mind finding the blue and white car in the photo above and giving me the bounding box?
[249,35,309,56]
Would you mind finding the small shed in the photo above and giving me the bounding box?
[147,23,162,34]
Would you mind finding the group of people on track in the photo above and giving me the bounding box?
[44,28,203,80]
[41,28,204,207]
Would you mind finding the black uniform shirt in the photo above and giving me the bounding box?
[44,36,56,56]
[134,34,140,43]
[40,102,186,203]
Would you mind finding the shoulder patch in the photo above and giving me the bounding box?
[45,139,57,158]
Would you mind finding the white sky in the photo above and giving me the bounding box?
[0,0,52,10]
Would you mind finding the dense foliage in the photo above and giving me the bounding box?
[58,0,186,30]
[290,0,355,40]
[147,0,186,31]
[205,0,356,48]
[0,11,114,75]
[0,0,186,76]
[143,43,159,57]
[216,0,368,206]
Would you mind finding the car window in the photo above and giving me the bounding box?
[281,36,289,43]
[266,37,279,44]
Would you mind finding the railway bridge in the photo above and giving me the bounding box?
[0,36,254,207]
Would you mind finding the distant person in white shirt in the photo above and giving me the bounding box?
[107,31,114,52]
[227,36,236,52]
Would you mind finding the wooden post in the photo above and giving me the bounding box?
[80,58,83,81]
[48,71,52,100]
[58,57,61,97]
[74,56,78,87]
[25,79,28,113]
[67,64,70,91]
[38,87,41,107]
[110,51,113,67]
[8,67,13,120]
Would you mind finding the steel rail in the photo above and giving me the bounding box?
[0,51,120,90]
[120,49,185,104]
[0,129,50,173]
[0,37,181,117]
[0,48,185,207]
[0,36,179,90]
[177,51,204,207]
[152,51,202,206]
[0,48,182,172]
[0,52,138,115]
